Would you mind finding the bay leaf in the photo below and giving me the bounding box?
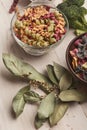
[59,71,72,91]
[24,91,42,103]
[49,102,69,127]
[59,89,87,102]
[34,114,46,129]
[12,86,30,117]
[2,53,52,84]
[53,62,66,81]
[46,65,58,85]
[37,92,55,119]
[2,53,53,94]
[69,79,80,89]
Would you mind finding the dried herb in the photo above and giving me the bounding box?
[2,53,50,83]
[2,53,53,93]
[49,102,69,127]
[24,91,42,103]
[47,64,58,85]
[12,86,30,117]
[53,62,66,81]
[34,114,46,129]
[2,53,87,129]
[28,80,55,94]
[69,79,80,89]
[59,89,87,102]
[37,92,55,119]
[59,71,72,91]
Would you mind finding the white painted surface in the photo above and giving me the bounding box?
[0,0,87,130]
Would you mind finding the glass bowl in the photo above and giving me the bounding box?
[66,33,87,84]
[11,1,69,56]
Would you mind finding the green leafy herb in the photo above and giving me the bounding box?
[47,64,58,85]
[59,71,72,91]
[2,53,53,94]
[2,53,87,129]
[34,114,46,129]
[24,91,42,103]
[59,89,87,102]
[49,102,69,126]
[53,62,66,81]
[12,86,30,117]
[2,53,52,84]
[37,92,55,119]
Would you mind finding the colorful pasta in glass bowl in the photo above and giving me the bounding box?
[11,1,69,56]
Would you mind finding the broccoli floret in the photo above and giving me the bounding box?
[69,20,87,30]
[58,4,87,25]
[57,2,68,12]
[57,2,79,20]
[57,0,87,36]
[66,0,85,7]
[79,7,87,15]
[64,5,79,20]
[78,7,87,25]
[75,29,87,36]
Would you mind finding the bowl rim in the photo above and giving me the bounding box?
[66,32,87,84]
[11,3,69,50]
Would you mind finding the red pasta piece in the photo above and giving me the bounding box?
[9,0,19,13]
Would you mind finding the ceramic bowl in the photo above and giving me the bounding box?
[66,33,87,84]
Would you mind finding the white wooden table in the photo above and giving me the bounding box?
[0,0,87,130]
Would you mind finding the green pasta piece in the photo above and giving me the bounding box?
[35,33,41,39]
[50,38,56,43]
[15,20,23,29]
[40,19,45,24]
[36,19,41,25]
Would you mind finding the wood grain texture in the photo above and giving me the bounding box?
[0,0,87,130]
